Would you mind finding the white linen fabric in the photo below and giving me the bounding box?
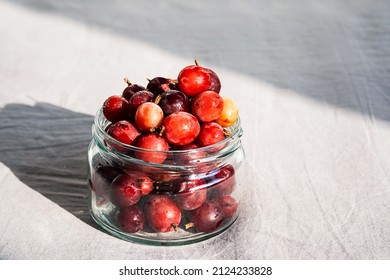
[0,0,389,259]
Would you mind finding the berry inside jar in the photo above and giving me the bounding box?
[88,60,245,245]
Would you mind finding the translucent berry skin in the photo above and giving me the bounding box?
[147,77,173,96]
[177,65,211,97]
[107,120,141,146]
[190,200,225,233]
[196,122,225,147]
[128,90,155,120]
[137,173,153,195]
[102,95,130,123]
[144,195,181,232]
[191,91,224,122]
[216,97,239,127]
[176,179,207,210]
[116,205,144,233]
[217,195,238,218]
[123,170,154,195]
[206,68,221,93]
[134,133,169,164]
[135,102,164,132]
[110,174,143,207]
[158,90,189,116]
[122,84,145,100]
[163,112,200,146]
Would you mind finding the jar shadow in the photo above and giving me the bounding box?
[0,102,101,230]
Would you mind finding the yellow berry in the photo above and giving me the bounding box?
[216,97,239,127]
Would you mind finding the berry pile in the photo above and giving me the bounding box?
[92,60,241,235]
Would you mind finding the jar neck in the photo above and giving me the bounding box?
[92,108,244,171]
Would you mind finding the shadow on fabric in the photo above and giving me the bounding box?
[0,103,100,229]
[4,0,390,123]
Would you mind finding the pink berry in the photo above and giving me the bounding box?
[135,102,164,132]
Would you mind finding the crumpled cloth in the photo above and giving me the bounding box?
[0,0,389,259]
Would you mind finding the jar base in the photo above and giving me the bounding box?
[89,206,239,246]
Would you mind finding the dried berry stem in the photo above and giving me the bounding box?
[171,223,179,232]
[124,77,132,85]
[185,222,194,229]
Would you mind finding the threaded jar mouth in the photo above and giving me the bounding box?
[92,108,244,170]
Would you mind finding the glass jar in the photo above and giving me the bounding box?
[87,108,245,245]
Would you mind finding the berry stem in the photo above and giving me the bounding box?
[185,222,194,229]
[158,125,165,137]
[223,128,233,139]
[194,59,199,66]
[124,77,132,85]
[171,223,179,232]
[154,94,162,105]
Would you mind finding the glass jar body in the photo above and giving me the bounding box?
[87,109,245,245]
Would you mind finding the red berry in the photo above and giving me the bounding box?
[190,200,225,233]
[107,120,141,148]
[110,174,143,207]
[163,111,200,146]
[135,102,164,132]
[158,90,189,116]
[178,65,211,97]
[122,82,145,100]
[206,68,221,93]
[196,122,225,147]
[176,179,207,210]
[147,77,173,96]
[173,142,207,165]
[191,91,224,122]
[144,195,181,232]
[123,170,153,195]
[212,165,236,196]
[116,205,144,233]
[217,195,238,218]
[135,133,169,164]
[102,95,130,123]
[128,90,155,120]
